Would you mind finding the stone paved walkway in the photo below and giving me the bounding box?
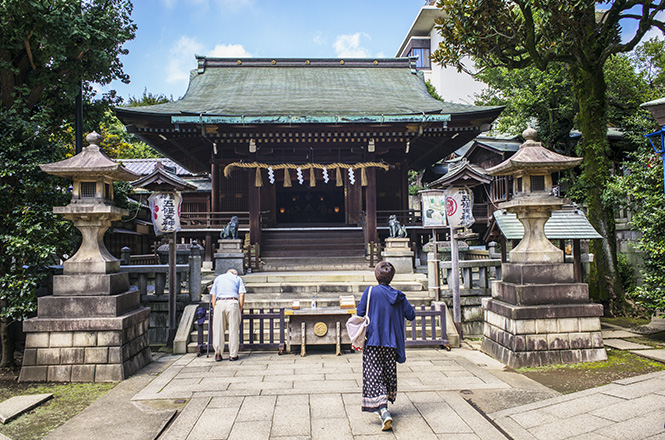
[45,345,665,440]
[490,370,665,440]
[141,348,513,439]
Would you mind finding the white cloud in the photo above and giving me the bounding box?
[209,43,252,58]
[166,36,251,84]
[166,36,204,84]
[333,33,371,58]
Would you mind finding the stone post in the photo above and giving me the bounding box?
[189,243,202,301]
[120,247,131,265]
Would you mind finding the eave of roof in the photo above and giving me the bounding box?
[396,5,442,57]
[494,208,602,240]
[428,160,492,188]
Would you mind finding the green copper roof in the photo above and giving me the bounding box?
[494,208,602,240]
[118,57,498,119]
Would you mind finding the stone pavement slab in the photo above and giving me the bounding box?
[603,338,653,350]
[631,349,665,363]
[490,370,665,440]
[601,329,641,339]
[0,393,52,424]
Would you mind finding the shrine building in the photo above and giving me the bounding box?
[115,57,503,267]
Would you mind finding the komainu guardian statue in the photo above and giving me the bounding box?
[388,215,407,238]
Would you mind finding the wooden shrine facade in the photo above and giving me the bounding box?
[116,57,503,259]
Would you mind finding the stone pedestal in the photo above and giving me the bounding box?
[215,239,244,275]
[20,256,151,382]
[21,133,152,382]
[481,263,606,368]
[382,238,413,274]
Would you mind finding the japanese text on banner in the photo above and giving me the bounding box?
[148,191,182,235]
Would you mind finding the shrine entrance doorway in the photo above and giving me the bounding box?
[275,185,345,225]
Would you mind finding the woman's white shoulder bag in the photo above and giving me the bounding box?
[346,286,372,351]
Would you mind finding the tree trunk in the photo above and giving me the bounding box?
[568,66,625,315]
[0,317,15,368]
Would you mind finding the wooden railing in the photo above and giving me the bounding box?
[180,211,250,229]
[377,209,422,227]
[196,307,286,354]
[438,259,502,296]
[405,304,450,349]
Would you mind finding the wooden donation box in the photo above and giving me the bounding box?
[287,308,355,356]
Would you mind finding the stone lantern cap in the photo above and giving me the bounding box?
[39,132,139,182]
[486,128,582,176]
[641,97,665,126]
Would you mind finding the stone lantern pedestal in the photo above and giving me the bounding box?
[19,133,152,382]
[215,239,245,275]
[481,129,606,368]
[382,238,414,274]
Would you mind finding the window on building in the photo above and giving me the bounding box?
[410,48,431,69]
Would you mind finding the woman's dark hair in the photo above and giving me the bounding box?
[375,261,395,285]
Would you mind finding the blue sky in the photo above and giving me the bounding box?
[105,0,430,102]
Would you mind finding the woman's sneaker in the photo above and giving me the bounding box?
[379,408,392,431]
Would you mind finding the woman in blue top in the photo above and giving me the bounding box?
[357,261,415,431]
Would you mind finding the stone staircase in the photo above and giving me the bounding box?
[180,270,431,353]
[259,229,368,271]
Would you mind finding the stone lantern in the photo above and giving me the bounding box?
[487,128,582,264]
[19,132,152,382]
[481,128,606,368]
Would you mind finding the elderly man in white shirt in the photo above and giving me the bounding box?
[210,268,246,361]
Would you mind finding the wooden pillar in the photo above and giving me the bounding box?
[211,162,220,213]
[500,236,507,263]
[249,169,261,245]
[573,239,582,282]
[400,162,409,212]
[366,167,377,243]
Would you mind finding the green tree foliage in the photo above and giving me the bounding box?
[0,0,136,367]
[633,38,665,97]
[475,63,577,155]
[127,88,172,107]
[99,110,162,159]
[607,143,665,314]
[99,88,171,159]
[432,0,665,314]
[425,79,444,102]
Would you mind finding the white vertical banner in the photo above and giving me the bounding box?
[445,187,475,229]
[420,189,447,228]
[148,191,182,235]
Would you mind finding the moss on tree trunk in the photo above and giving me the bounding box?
[569,66,625,314]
